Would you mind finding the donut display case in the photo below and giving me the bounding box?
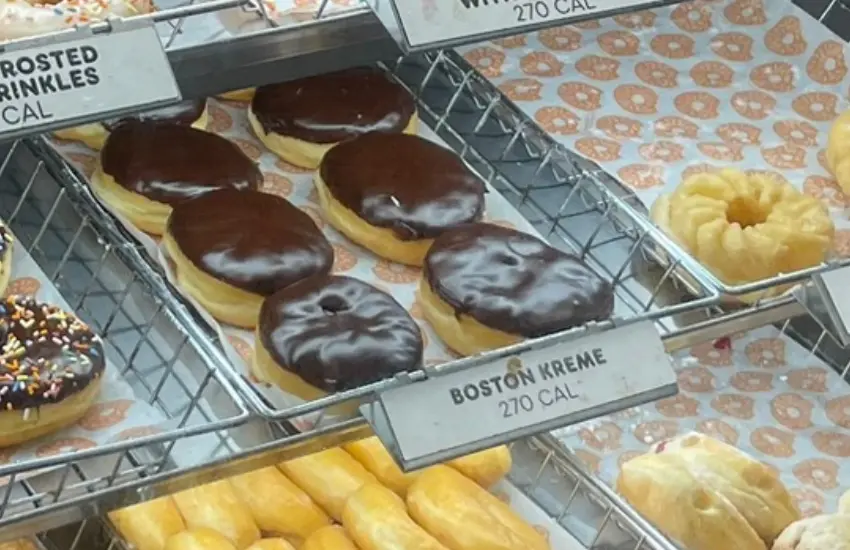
[2,1,850,550]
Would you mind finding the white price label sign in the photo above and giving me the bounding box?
[375,321,677,468]
[392,0,673,48]
[0,21,180,136]
[815,266,850,344]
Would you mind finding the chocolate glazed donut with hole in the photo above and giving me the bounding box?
[163,188,333,328]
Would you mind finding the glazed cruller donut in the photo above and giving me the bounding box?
[0,295,105,447]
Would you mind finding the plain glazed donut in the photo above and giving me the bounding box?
[0,295,105,447]
[0,0,154,42]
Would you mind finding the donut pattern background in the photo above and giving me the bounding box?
[554,325,850,516]
[0,234,164,467]
[457,0,850,246]
[49,98,544,422]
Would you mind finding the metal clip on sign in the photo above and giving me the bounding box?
[0,18,180,141]
[368,0,687,51]
[365,320,677,471]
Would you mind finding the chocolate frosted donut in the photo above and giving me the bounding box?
[101,122,261,206]
[421,223,614,355]
[256,275,422,396]
[248,67,417,169]
[317,133,485,266]
[0,295,106,446]
[164,188,333,328]
[102,98,208,131]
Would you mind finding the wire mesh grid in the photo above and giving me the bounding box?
[0,139,257,531]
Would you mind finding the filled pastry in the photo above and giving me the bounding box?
[316,133,485,265]
[420,223,614,356]
[93,122,262,235]
[228,467,331,544]
[254,275,422,406]
[54,98,209,151]
[650,168,833,302]
[302,526,359,550]
[108,497,186,550]
[343,483,448,550]
[407,466,548,550]
[0,295,105,447]
[246,540,295,550]
[248,67,417,169]
[164,529,237,550]
[278,447,377,522]
[448,446,512,488]
[163,189,333,328]
[617,432,799,550]
[172,480,261,550]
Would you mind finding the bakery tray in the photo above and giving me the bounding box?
[448,0,850,303]
[0,140,255,533]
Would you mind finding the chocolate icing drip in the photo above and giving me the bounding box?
[251,67,415,144]
[167,189,333,296]
[424,223,614,337]
[101,122,262,205]
[0,295,105,411]
[319,133,486,240]
[259,275,423,391]
[101,98,207,131]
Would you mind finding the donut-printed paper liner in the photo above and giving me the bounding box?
[456,0,850,264]
[553,325,850,518]
[47,98,543,427]
[0,232,165,472]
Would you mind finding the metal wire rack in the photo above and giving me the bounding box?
[0,140,259,534]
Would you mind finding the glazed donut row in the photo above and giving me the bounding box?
[58,67,614,401]
[109,441,536,550]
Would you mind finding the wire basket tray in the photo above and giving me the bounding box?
[0,140,253,533]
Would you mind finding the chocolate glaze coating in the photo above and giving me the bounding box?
[102,98,207,131]
[251,67,415,144]
[259,275,423,392]
[424,224,614,337]
[319,133,486,240]
[101,122,262,205]
[168,188,333,296]
[0,295,105,411]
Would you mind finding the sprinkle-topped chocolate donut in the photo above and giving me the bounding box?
[101,122,261,205]
[0,295,105,411]
[319,133,486,240]
[258,275,423,391]
[424,223,615,337]
[102,98,207,131]
[167,188,334,296]
[251,67,415,144]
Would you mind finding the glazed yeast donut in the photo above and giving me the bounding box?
[317,133,486,266]
[248,67,418,169]
[254,275,422,403]
[164,189,333,328]
[54,98,209,151]
[421,223,614,356]
[0,0,153,42]
[826,110,850,194]
[93,122,262,235]
[651,168,833,300]
[0,295,105,447]
[618,432,799,550]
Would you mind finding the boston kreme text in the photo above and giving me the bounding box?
[0,47,101,103]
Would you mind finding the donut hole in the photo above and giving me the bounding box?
[726,197,767,228]
[319,295,348,315]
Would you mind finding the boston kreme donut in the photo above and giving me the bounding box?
[93,122,262,235]
[163,188,334,328]
[248,67,418,169]
[0,0,154,42]
[255,275,422,405]
[420,223,614,356]
[317,133,486,266]
[0,295,105,447]
[54,98,210,151]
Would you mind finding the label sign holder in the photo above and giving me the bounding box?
[807,267,850,348]
[368,0,687,51]
[0,18,181,141]
[363,320,678,471]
